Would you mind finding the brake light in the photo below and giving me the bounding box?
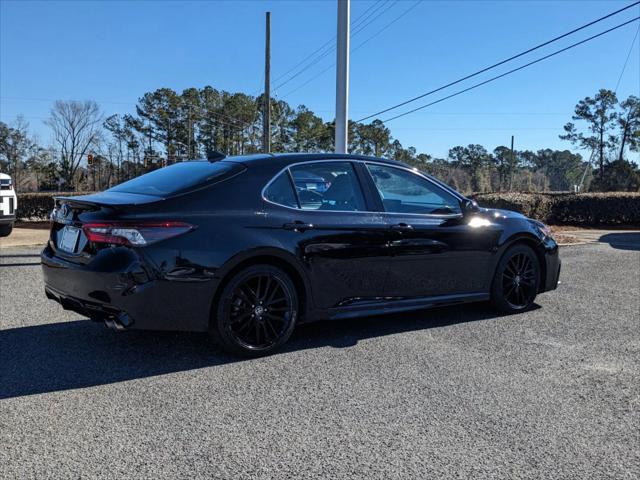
[83,221,194,246]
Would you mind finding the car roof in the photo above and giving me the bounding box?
[221,153,411,172]
[222,153,409,169]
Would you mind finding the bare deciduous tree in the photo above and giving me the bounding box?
[0,116,33,192]
[46,100,102,189]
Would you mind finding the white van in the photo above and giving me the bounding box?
[0,173,17,237]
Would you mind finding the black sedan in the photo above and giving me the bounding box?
[41,153,560,356]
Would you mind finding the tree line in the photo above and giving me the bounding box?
[1,87,638,193]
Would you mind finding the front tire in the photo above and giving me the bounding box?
[211,265,298,356]
[490,244,540,313]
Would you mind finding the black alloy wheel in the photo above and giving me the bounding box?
[491,244,540,313]
[212,265,298,356]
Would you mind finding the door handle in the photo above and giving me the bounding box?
[283,221,315,232]
[390,223,414,231]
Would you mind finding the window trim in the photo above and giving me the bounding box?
[262,160,372,213]
[260,166,300,209]
[286,168,302,209]
[261,159,465,218]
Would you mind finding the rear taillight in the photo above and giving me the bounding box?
[83,221,194,246]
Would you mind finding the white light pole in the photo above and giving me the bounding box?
[335,0,350,154]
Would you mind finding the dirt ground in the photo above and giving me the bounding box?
[0,225,50,249]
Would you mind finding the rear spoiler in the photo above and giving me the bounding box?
[55,191,165,208]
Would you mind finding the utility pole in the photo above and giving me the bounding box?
[335,0,350,154]
[187,105,192,160]
[509,135,515,191]
[263,11,271,153]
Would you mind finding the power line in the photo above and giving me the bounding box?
[351,1,400,37]
[311,110,569,115]
[252,0,389,96]
[279,1,421,99]
[614,24,639,93]
[382,17,640,123]
[270,0,386,87]
[279,64,335,99]
[270,1,390,92]
[352,1,421,55]
[205,113,254,130]
[356,0,640,122]
[273,1,401,92]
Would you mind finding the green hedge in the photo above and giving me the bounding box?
[16,192,95,221]
[473,192,640,226]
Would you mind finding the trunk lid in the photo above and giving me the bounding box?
[50,193,164,262]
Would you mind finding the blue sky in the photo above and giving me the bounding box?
[1,0,639,161]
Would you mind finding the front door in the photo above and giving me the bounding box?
[364,162,500,298]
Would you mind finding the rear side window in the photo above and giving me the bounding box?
[264,161,367,212]
[264,172,298,208]
[109,161,244,197]
[291,161,366,211]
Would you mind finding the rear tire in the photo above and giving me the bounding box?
[490,244,540,313]
[210,265,298,357]
[0,224,13,237]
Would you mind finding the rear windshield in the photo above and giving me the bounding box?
[108,161,244,196]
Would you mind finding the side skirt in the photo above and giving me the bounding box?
[327,292,490,321]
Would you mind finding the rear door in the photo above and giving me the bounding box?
[364,162,500,297]
[263,160,389,309]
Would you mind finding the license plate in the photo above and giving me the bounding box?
[59,226,80,253]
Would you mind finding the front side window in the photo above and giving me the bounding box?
[366,163,461,215]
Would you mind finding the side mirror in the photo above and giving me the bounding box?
[461,199,480,214]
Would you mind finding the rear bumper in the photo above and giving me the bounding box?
[41,245,214,332]
[44,285,134,330]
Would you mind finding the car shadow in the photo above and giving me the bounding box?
[598,232,640,251]
[0,303,534,400]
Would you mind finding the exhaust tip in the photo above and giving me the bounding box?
[104,313,133,331]
[116,313,133,329]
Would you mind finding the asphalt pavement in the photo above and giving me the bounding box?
[1,240,638,479]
